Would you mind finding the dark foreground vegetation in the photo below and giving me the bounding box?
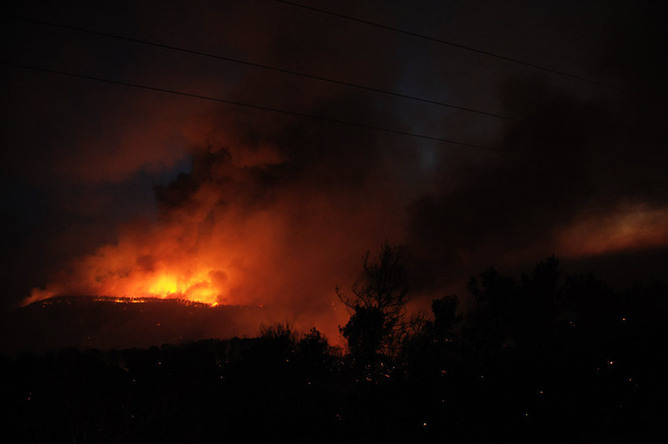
[3,252,668,443]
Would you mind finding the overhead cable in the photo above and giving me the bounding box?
[3,61,497,152]
[273,0,626,92]
[1,13,519,122]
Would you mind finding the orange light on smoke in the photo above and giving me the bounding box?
[148,274,180,297]
[557,205,668,258]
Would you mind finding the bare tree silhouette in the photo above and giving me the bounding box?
[337,242,410,367]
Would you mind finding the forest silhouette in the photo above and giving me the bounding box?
[3,247,668,443]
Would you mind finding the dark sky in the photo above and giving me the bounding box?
[1,0,667,337]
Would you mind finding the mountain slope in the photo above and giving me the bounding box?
[0,296,268,354]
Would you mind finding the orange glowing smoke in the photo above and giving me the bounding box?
[27,245,227,307]
[556,203,668,258]
[24,163,398,343]
[27,202,266,307]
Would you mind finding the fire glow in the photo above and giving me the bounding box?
[145,271,219,304]
[28,265,224,307]
[25,214,241,308]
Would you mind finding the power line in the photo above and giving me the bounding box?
[273,0,626,92]
[1,13,519,122]
[2,61,497,152]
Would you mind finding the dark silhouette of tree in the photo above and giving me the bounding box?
[296,327,338,380]
[339,305,387,367]
[337,242,410,367]
[463,266,519,363]
[431,294,461,342]
[400,294,462,387]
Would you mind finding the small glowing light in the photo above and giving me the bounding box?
[422,421,428,427]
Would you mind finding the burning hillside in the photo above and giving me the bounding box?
[1,295,270,354]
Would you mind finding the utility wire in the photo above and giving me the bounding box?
[273,0,626,92]
[2,61,497,151]
[1,13,519,122]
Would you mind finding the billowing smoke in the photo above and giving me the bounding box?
[407,0,668,291]
[10,0,668,341]
[407,75,668,291]
[28,92,419,341]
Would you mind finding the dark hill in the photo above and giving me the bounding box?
[0,296,269,354]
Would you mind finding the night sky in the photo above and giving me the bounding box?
[2,0,667,340]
